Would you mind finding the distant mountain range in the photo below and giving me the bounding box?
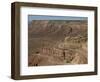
[28,20,87,38]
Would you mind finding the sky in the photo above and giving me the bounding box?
[28,15,87,23]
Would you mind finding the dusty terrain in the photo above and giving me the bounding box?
[28,20,88,66]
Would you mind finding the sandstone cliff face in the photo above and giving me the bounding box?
[28,20,88,66]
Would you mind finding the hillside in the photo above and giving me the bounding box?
[28,20,88,66]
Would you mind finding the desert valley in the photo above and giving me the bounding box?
[28,20,88,66]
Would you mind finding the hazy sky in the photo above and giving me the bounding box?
[28,15,87,22]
